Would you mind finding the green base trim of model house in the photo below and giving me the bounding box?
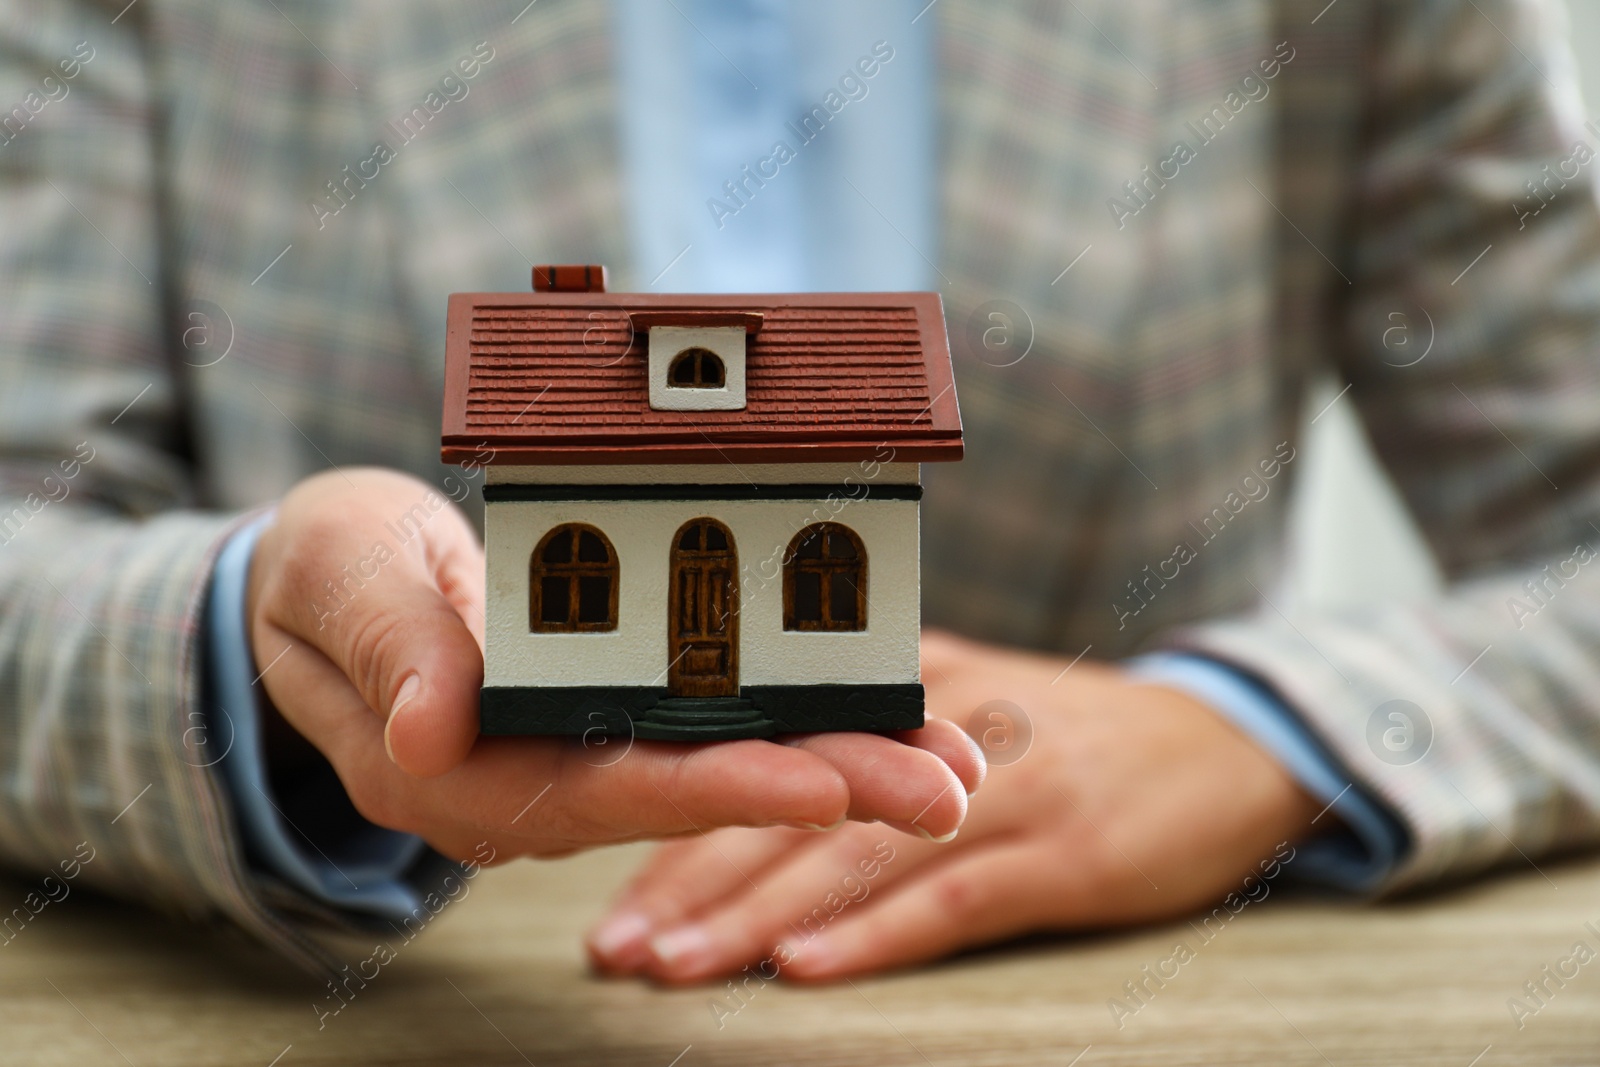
[480,684,925,739]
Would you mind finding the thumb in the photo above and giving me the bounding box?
[262,471,484,777]
[372,570,484,778]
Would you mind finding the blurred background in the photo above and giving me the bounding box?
[1282,1,1600,613]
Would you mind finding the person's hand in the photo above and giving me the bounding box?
[586,628,1322,982]
[245,469,985,866]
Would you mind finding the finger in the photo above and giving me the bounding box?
[587,728,974,972]
[921,627,1089,688]
[779,732,969,841]
[779,838,1064,981]
[435,535,488,654]
[607,826,817,921]
[542,727,975,844]
[887,719,986,797]
[291,704,899,864]
[253,624,416,826]
[587,827,818,973]
[919,627,984,670]
[351,735,849,859]
[259,476,484,777]
[379,561,484,777]
[639,825,941,984]
[255,647,549,865]
[534,738,851,838]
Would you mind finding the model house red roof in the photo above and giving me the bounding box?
[441,289,962,465]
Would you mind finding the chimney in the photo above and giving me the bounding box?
[532,264,608,293]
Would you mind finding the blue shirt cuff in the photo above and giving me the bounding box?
[1126,651,1410,894]
[203,512,435,923]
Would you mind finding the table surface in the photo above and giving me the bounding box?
[2,842,1598,1066]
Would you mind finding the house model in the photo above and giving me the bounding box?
[441,265,963,740]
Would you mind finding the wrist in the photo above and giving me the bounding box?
[1131,678,1324,836]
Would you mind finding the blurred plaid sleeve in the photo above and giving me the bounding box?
[0,0,347,973]
[1175,0,1600,893]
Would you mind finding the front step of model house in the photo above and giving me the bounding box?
[441,264,964,740]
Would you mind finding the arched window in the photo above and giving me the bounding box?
[530,524,618,632]
[668,347,725,388]
[783,523,866,631]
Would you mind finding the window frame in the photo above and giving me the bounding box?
[782,522,867,632]
[667,347,726,389]
[529,523,619,633]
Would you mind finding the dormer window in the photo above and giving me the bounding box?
[634,311,761,412]
[669,348,725,388]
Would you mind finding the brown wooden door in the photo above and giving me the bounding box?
[668,518,738,698]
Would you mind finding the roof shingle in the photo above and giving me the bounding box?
[442,291,962,464]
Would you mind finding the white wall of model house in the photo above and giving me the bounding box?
[482,463,922,689]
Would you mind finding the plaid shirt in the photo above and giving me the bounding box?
[2,0,1599,971]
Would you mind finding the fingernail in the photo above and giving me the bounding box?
[590,911,652,964]
[885,819,959,842]
[649,924,713,970]
[384,675,422,764]
[784,935,837,976]
[390,673,421,719]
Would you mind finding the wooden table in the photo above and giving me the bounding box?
[3,843,1598,1066]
